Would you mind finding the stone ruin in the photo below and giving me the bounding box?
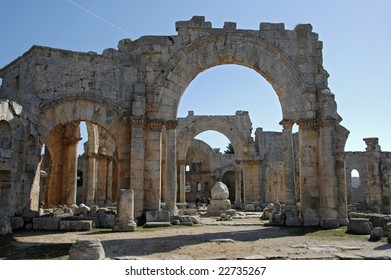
[0,15,391,234]
[207,181,236,217]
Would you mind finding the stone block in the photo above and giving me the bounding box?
[59,220,93,231]
[11,216,24,230]
[208,199,231,211]
[179,215,193,226]
[144,210,171,228]
[78,203,90,215]
[32,217,61,231]
[146,210,170,223]
[98,213,115,228]
[68,239,105,260]
[347,218,372,235]
[22,208,39,223]
[245,204,256,211]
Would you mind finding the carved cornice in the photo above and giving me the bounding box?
[131,116,145,127]
[297,119,319,130]
[319,117,337,127]
[145,119,164,130]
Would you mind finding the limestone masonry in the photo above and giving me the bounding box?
[0,16,390,230]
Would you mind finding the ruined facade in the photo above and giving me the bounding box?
[0,16,361,228]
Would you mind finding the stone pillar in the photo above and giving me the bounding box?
[144,119,163,211]
[364,137,382,212]
[164,120,178,215]
[336,152,348,226]
[235,161,242,204]
[178,160,186,203]
[242,160,261,202]
[113,189,136,232]
[318,118,339,228]
[63,136,79,205]
[280,119,301,226]
[106,157,113,205]
[86,154,97,205]
[130,117,145,216]
[298,119,320,226]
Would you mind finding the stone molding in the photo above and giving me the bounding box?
[145,119,164,130]
[297,119,319,130]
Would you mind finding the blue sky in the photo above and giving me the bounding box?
[1,0,391,152]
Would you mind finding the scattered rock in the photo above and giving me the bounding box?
[369,227,383,241]
[68,239,105,260]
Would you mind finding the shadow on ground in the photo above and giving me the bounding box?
[0,231,71,260]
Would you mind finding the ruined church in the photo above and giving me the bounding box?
[1,16,390,229]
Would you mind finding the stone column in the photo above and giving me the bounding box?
[164,120,179,216]
[63,136,79,205]
[280,119,301,226]
[130,117,145,216]
[86,154,97,205]
[235,161,242,204]
[298,119,320,226]
[144,119,163,211]
[113,189,136,232]
[318,118,339,228]
[178,160,186,203]
[336,152,348,226]
[364,137,382,212]
[106,157,113,205]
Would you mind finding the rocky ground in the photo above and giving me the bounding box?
[1,213,391,260]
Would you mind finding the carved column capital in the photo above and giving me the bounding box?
[164,120,178,130]
[279,119,295,130]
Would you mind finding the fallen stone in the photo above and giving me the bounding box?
[347,218,372,234]
[68,239,105,260]
[32,217,61,230]
[369,227,383,241]
[59,220,93,231]
[11,216,24,230]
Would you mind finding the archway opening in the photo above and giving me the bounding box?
[41,119,118,207]
[351,169,360,189]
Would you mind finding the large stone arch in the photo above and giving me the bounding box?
[38,95,130,207]
[177,116,248,162]
[150,33,311,121]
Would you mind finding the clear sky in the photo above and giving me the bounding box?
[1,0,390,152]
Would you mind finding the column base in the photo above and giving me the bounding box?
[303,217,320,227]
[284,206,301,226]
[113,220,137,232]
[320,218,340,229]
[338,217,349,226]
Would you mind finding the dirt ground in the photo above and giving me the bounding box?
[2,214,391,260]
